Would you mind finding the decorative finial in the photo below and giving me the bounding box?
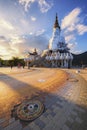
[54,13,60,29]
[33,48,38,55]
[34,48,36,52]
[56,13,57,18]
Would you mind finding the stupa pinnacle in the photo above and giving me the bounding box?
[54,13,60,29]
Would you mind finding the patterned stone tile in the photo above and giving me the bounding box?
[50,111,56,117]
[4,120,20,130]
[29,122,41,130]
[34,118,45,129]
[0,126,3,130]
[61,125,70,130]
[9,118,15,124]
[75,117,83,124]
[56,103,63,108]
[23,125,32,130]
[0,119,5,124]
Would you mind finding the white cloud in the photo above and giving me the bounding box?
[0,37,18,59]
[67,42,77,49]
[76,24,87,35]
[61,8,81,30]
[67,42,82,54]
[31,16,36,21]
[19,0,35,11]
[0,19,14,30]
[28,29,45,36]
[65,34,75,43]
[38,0,53,13]
[62,7,87,37]
[18,0,53,13]
[0,32,48,60]
[29,32,33,35]
[73,50,83,54]
[10,36,24,45]
[0,19,15,39]
[35,29,45,36]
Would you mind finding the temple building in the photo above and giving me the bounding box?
[24,48,39,68]
[24,14,73,68]
[45,13,73,68]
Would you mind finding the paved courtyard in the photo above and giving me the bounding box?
[0,67,87,130]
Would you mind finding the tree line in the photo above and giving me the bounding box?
[0,57,25,67]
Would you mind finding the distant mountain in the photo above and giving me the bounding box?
[72,51,87,66]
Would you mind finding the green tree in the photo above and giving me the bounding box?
[0,58,3,66]
[12,57,20,66]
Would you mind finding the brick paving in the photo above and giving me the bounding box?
[0,69,87,130]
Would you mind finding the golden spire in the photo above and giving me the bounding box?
[54,13,60,29]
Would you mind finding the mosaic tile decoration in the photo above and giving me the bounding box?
[17,100,45,121]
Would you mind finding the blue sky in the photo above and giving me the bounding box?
[0,0,87,59]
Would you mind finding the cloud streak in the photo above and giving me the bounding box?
[38,0,53,13]
[61,8,81,30]
[76,24,87,35]
[35,29,45,36]
[65,34,75,43]
[0,19,14,30]
[18,0,53,13]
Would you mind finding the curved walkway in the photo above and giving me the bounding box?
[0,69,87,130]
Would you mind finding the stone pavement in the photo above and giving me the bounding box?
[0,70,87,130]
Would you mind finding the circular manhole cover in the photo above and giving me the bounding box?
[17,100,44,121]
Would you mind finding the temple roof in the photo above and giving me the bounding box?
[54,13,60,29]
[28,48,38,56]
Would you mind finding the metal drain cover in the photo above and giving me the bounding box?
[17,100,44,121]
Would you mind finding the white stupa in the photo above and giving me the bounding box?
[49,14,60,50]
[45,14,73,68]
[49,14,69,52]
